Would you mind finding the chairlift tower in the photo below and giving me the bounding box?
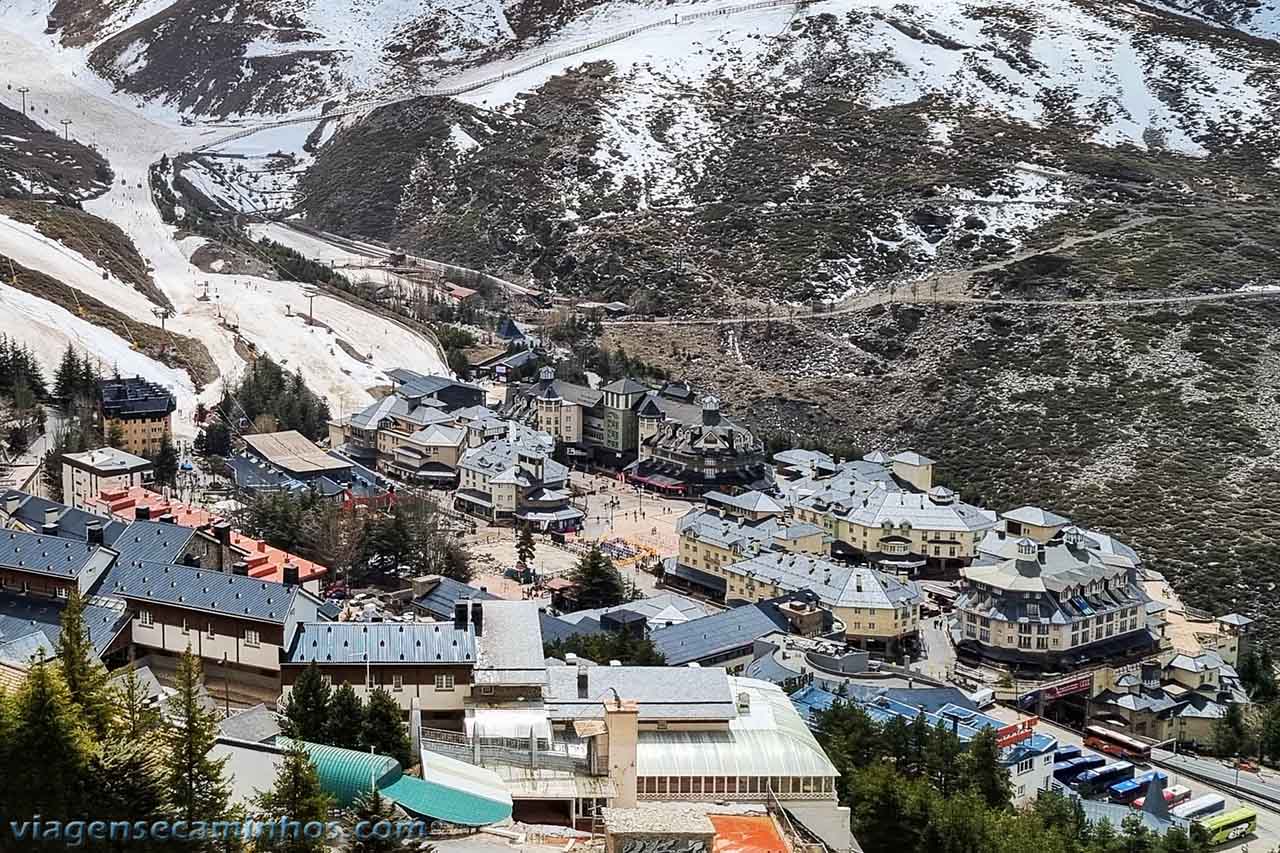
[151,306,174,332]
[302,285,318,326]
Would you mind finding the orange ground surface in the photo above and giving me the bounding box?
[710,815,788,853]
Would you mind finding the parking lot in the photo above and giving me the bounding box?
[984,710,1280,849]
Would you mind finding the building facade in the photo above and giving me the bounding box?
[788,452,996,577]
[98,376,176,457]
[455,436,583,531]
[953,511,1153,670]
[329,370,486,474]
[61,447,154,512]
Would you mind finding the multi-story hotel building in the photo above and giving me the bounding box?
[953,508,1154,670]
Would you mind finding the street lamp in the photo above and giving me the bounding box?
[17,86,29,114]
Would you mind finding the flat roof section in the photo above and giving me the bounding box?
[242,431,350,476]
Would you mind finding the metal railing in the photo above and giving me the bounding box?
[420,727,598,773]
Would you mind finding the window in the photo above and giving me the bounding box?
[1018,635,1032,649]
[181,619,190,636]
[244,628,260,647]
[139,609,154,627]
[321,674,332,686]
[56,587,69,599]
[1037,623,1050,635]
[1017,758,1034,774]
[207,623,216,639]
[1036,637,1048,649]
[434,673,455,691]
[392,674,404,691]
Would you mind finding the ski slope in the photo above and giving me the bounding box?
[0,13,447,438]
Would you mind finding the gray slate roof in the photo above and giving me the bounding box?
[0,590,127,663]
[410,577,500,620]
[724,552,922,610]
[111,521,197,564]
[650,602,791,666]
[544,665,736,721]
[1,490,128,544]
[0,528,115,579]
[218,703,283,743]
[285,621,476,665]
[100,560,300,624]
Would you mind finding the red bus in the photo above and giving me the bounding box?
[1084,725,1152,761]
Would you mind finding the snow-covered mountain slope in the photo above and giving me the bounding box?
[0,17,449,436]
[13,0,530,115]
[293,0,1280,305]
[1154,0,1280,41]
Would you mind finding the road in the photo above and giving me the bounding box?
[985,712,1280,850]
[1152,749,1280,807]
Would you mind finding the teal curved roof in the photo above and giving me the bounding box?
[297,741,399,806]
[291,741,512,826]
[388,749,512,826]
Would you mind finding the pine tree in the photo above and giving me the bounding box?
[569,545,626,610]
[56,587,115,740]
[254,743,334,853]
[154,431,179,485]
[93,735,171,852]
[113,664,163,741]
[329,682,366,750]
[963,727,1013,810]
[516,524,536,566]
[363,687,412,768]
[9,661,93,821]
[53,344,80,403]
[164,649,232,839]
[349,788,404,853]
[283,661,332,742]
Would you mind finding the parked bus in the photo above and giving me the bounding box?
[1171,794,1227,821]
[1198,807,1257,845]
[1055,745,1083,762]
[1133,784,1191,809]
[1054,755,1105,784]
[1073,761,1135,797]
[1084,725,1153,761]
[1108,771,1168,804]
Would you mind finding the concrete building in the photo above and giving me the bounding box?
[455,435,583,531]
[649,591,842,671]
[329,369,485,473]
[98,376,176,457]
[954,512,1154,671]
[504,370,770,493]
[282,620,477,725]
[674,495,827,598]
[680,551,922,655]
[61,447,153,511]
[228,431,391,508]
[789,452,996,577]
[99,558,322,677]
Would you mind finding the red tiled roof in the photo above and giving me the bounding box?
[87,486,326,583]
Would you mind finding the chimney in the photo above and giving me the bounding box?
[282,563,299,586]
[158,513,177,524]
[212,521,233,572]
[135,505,151,521]
[44,505,60,528]
[603,696,640,808]
[471,601,483,636]
[1141,661,1160,690]
[577,664,589,699]
[454,599,470,631]
[232,560,249,576]
[3,493,21,516]
[86,521,104,546]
